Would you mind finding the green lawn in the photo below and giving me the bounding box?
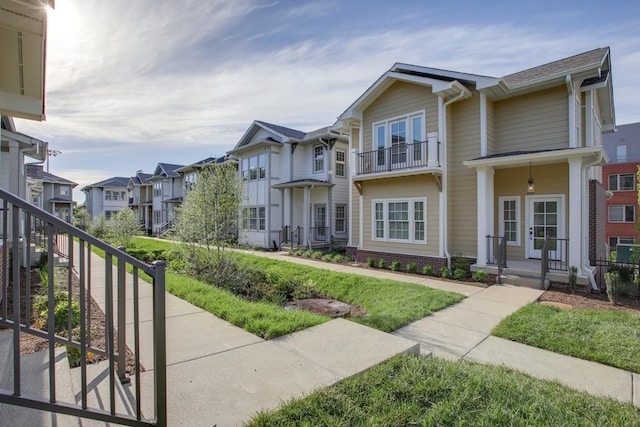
[107,238,465,337]
[493,303,640,373]
[248,354,640,426]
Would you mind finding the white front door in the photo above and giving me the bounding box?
[526,195,564,259]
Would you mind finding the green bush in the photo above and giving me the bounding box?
[391,261,402,271]
[451,254,469,272]
[423,265,434,276]
[406,262,418,274]
[303,250,314,257]
[294,250,304,256]
[378,259,387,269]
[367,257,376,267]
[453,268,467,280]
[472,270,488,283]
[440,266,451,279]
[322,254,333,262]
[312,251,323,260]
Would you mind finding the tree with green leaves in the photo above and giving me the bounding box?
[107,208,141,247]
[173,161,241,284]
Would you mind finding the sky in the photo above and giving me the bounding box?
[13,0,640,202]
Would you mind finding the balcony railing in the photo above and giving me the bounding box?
[356,139,440,176]
[0,187,167,426]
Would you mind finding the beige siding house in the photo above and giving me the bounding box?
[229,121,349,250]
[334,47,615,289]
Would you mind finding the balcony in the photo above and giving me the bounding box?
[354,133,441,181]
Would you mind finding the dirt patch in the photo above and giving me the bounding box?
[2,267,140,375]
[285,298,365,318]
[540,286,640,313]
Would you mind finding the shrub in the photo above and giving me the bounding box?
[294,250,304,256]
[568,266,578,293]
[303,250,313,257]
[472,270,488,283]
[440,266,451,279]
[391,261,402,271]
[291,280,318,300]
[605,271,618,304]
[451,254,469,272]
[423,265,434,276]
[378,259,387,269]
[406,262,418,274]
[312,251,323,260]
[453,268,467,280]
[367,257,376,267]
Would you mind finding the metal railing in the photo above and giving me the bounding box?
[543,237,569,271]
[593,258,640,297]
[356,140,439,175]
[310,226,329,243]
[279,225,289,249]
[0,187,167,426]
[290,226,302,249]
[486,235,507,284]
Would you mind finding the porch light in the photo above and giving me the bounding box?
[527,163,535,194]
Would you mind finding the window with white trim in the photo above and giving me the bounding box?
[373,111,425,165]
[241,153,266,181]
[153,182,161,197]
[372,198,427,243]
[242,206,266,231]
[335,150,346,177]
[608,236,634,251]
[314,145,324,173]
[616,145,627,163]
[609,205,635,223]
[59,186,70,196]
[335,204,346,233]
[608,173,634,191]
[499,196,520,245]
[105,190,112,201]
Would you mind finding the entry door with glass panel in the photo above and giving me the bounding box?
[527,196,563,259]
[314,205,327,241]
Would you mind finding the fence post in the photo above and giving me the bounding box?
[153,260,167,426]
[117,247,127,381]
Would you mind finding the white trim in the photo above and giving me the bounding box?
[372,110,426,149]
[524,194,565,259]
[313,144,325,174]
[498,196,521,246]
[335,149,346,178]
[480,92,487,157]
[371,197,427,244]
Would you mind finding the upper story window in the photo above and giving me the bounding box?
[335,150,346,177]
[242,153,266,181]
[314,145,324,173]
[184,172,197,193]
[609,205,635,223]
[59,186,70,196]
[373,111,425,150]
[616,145,627,163]
[153,182,162,197]
[609,174,635,191]
[105,190,112,201]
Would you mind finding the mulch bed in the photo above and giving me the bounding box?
[1,267,140,375]
[540,285,640,313]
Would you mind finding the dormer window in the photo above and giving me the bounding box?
[314,145,324,173]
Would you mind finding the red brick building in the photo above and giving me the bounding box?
[603,122,640,251]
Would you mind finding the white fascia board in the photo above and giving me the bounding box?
[392,63,499,88]
[462,146,607,168]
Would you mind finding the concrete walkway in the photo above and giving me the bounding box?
[73,244,638,426]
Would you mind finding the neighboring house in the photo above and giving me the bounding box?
[26,164,77,222]
[1,116,47,200]
[127,170,153,234]
[81,177,130,220]
[175,156,226,197]
[333,47,615,288]
[150,163,184,235]
[229,120,349,250]
[602,122,640,251]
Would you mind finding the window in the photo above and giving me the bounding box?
[335,204,346,233]
[153,182,161,197]
[314,145,324,173]
[242,154,266,181]
[609,236,635,250]
[372,198,427,243]
[258,153,266,179]
[373,111,425,161]
[335,150,346,177]
[249,156,258,180]
[242,206,266,231]
[499,197,520,245]
[616,145,627,163]
[60,186,70,196]
[242,158,249,181]
[105,190,112,201]
[184,173,197,192]
[609,205,635,223]
[608,173,634,191]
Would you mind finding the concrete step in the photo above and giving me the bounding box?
[0,342,80,426]
[68,361,141,427]
[500,274,543,289]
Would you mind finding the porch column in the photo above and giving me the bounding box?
[349,149,357,247]
[476,166,494,267]
[568,158,582,268]
[303,186,310,248]
[279,188,285,227]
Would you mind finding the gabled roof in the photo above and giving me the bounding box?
[82,177,130,192]
[152,163,184,179]
[26,164,77,186]
[175,156,228,174]
[230,120,345,154]
[129,172,153,187]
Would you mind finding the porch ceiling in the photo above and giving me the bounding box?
[463,146,607,169]
[272,179,333,189]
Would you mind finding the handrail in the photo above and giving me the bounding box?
[279,225,289,249]
[0,187,166,426]
[357,140,434,175]
[541,237,550,289]
[485,235,507,284]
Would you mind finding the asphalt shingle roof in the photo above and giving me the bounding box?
[84,177,130,189]
[256,121,307,140]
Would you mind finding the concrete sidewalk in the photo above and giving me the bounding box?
[74,243,639,426]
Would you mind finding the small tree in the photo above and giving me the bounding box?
[107,209,140,247]
[173,162,241,284]
[88,213,108,239]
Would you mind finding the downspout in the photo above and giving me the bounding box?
[441,87,468,268]
[581,151,604,291]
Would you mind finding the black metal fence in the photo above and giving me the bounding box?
[593,258,640,297]
[357,140,438,175]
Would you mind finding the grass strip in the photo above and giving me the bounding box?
[249,354,640,426]
[493,303,640,373]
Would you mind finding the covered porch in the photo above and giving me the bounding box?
[464,147,607,289]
